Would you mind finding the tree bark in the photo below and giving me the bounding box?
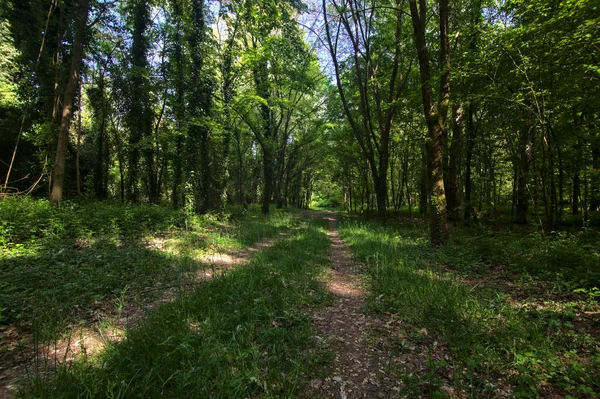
[464,103,476,223]
[419,142,428,216]
[50,0,90,204]
[572,136,582,215]
[409,0,450,246]
[515,125,532,224]
[590,132,600,212]
[446,104,463,222]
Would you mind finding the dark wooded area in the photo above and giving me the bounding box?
[1,0,599,241]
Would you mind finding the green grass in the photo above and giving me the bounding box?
[18,218,332,398]
[339,218,600,398]
[0,198,303,366]
[7,197,598,397]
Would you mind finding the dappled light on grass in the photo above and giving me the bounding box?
[0,199,314,396]
[19,223,327,397]
[18,220,332,397]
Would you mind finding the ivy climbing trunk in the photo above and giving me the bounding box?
[127,0,152,203]
[50,0,90,204]
[409,0,450,246]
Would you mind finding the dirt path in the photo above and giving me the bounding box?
[0,229,294,399]
[308,213,403,399]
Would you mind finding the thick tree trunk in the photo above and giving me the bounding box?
[127,0,152,203]
[49,0,89,204]
[427,121,449,245]
[171,2,186,209]
[409,0,450,245]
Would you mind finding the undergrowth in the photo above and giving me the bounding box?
[339,218,600,398]
[18,218,332,398]
[0,197,301,376]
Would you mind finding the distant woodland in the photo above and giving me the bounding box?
[1,0,599,244]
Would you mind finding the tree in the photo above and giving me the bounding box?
[322,0,410,220]
[50,0,90,204]
[408,0,450,245]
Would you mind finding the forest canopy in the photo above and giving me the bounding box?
[0,0,599,243]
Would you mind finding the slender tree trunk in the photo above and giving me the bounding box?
[50,0,90,204]
[515,125,532,224]
[94,70,108,199]
[590,132,600,212]
[235,130,244,205]
[572,137,582,215]
[419,142,428,215]
[446,104,463,222]
[262,145,274,214]
[76,86,82,198]
[464,103,476,223]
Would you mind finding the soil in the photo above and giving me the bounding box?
[304,212,404,398]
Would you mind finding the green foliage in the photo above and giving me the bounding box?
[0,18,20,109]
[18,218,332,398]
[0,198,303,349]
[339,219,600,397]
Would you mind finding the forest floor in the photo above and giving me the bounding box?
[306,212,408,398]
[1,200,599,398]
[0,226,295,398]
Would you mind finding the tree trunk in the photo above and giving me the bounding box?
[49,0,90,204]
[94,70,109,199]
[171,0,186,209]
[590,132,600,212]
[262,146,274,214]
[572,137,582,215]
[419,142,428,215]
[76,86,82,198]
[464,103,476,223]
[409,0,450,245]
[172,135,184,209]
[446,104,463,222]
[515,125,532,224]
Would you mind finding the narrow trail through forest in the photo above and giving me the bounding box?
[307,212,403,399]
